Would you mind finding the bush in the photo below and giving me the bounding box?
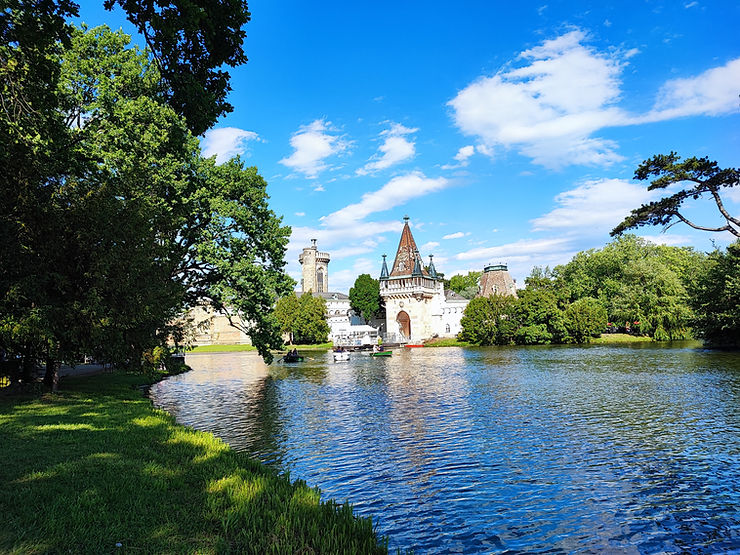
[564,297,607,343]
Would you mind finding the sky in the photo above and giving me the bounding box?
[76,1,740,293]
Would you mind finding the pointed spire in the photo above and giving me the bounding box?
[428,254,437,279]
[389,216,429,277]
[412,249,423,276]
[380,254,389,280]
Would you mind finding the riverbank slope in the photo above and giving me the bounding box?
[0,370,386,553]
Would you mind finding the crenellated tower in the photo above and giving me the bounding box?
[299,239,330,293]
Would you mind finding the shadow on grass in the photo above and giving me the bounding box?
[0,372,387,554]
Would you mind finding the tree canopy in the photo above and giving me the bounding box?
[448,271,481,299]
[274,293,329,345]
[612,153,740,238]
[349,274,381,324]
[0,21,291,385]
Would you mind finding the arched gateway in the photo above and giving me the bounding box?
[396,311,410,340]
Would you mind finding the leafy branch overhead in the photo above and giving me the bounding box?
[612,153,740,238]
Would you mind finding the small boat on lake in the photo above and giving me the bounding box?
[370,350,392,357]
[333,351,350,362]
[283,353,304,363]
[405,344,424,348]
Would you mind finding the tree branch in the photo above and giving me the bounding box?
[673,212,740,237]
[710,188,740,228]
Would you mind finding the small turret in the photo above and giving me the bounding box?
[428,254,438,279]
[380,254,389,280]
[412,249,423,277]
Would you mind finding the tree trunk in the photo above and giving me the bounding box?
[21,345,35,383]
[43,355,59,391]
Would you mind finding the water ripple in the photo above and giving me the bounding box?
[151,345,740,553]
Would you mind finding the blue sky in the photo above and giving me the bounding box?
[77,1,740,292]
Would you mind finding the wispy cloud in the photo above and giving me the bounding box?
[443,231,471,240]
[357,122,417,175]
[449,29,740,169]
[449,30,626,168]
[321,171,449,227]
[531,178,657,233]
[640,58,740,122]
[441,145,476,169]
[201,127,259,163]
[280,119,349,178]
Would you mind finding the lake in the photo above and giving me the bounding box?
[150,344,740,553]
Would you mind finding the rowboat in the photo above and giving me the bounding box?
[283,354,304,363]
[333,351,350,362]
[405,344,424,348]
[370,350,392,357]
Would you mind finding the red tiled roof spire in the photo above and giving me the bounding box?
[390,216,429,277]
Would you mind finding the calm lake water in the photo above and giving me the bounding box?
[150,344,740,553]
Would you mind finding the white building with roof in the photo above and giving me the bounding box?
[379,216,469,343]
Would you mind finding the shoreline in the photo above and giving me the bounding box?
[0,367,387,553]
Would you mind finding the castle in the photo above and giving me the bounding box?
[379,217,469,343]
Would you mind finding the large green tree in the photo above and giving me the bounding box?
[0,23,291,385]
[275,293,329,345]
[612,153,739,238]
[459,295,519,346]
[349,274,381,324]
[691,241,740,347]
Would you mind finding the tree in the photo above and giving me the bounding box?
[691,241,740,347]
[459,295,519,346]
[515,288,567,345]
[448,271,482,299]
[612,153,739,238]
[274,294,300,345]
[294,293,329,345]
[349,274,380,324]
[564,298,607,343]
[0,24,291,385]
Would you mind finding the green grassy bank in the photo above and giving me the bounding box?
[590,333,654,344]
[0,371,386,554]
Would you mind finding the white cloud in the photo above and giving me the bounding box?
[294,212,305,217]
[642,58,740,122]
[420,241,440,251]
[449,30,627,168]
[201,127,259,163]
[455,237,574,262]
[639,234,693,246]
[357,123,417,175]
[321,171,449,227]
[441,145,476,169]
[725,187,740,204]
[531,178,657,233]
[280,119,348,178]
[443,231,470,240]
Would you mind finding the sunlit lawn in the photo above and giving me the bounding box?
[0,371,385,554]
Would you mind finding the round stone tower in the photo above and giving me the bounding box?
[298,239,330,293]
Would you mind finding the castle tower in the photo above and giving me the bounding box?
[379,216,443,342]
[299,239,330,293]
[478,263,517,298]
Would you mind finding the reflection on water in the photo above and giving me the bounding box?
[151,345,740,553]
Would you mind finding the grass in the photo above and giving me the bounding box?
[423,337,473,348]
[0,370,386,554]
[187,344,257,353]
[591,333,653,344]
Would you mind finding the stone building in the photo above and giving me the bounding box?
[478,263,518,298]
[379,217,468,343]
[298,239,330,293]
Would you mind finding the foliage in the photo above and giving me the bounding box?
[0,23,292,383]
[515,288,568,344]
[612,153,739,238]
[275,293,329,345]
[564,297,608,343]
[554,235,699,340]
[691,241,740,347]
[349,274,381,323]
[0,371,387,553]
[274,293,301,345]
[459,295,518,346]
[448,271,482,299]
